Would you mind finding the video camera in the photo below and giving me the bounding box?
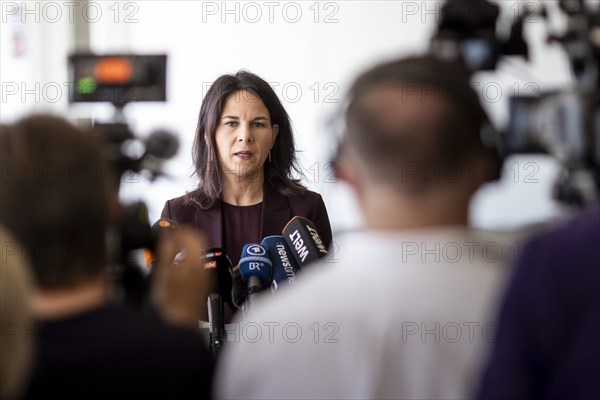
[68,54,177,307]
[431,0,600,206]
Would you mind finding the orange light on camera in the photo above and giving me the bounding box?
[94,58,133,84]
[159,220,176,229]
[144,249,155,269]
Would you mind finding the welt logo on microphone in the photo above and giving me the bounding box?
[288,230,310,262]
[288,225,327,262]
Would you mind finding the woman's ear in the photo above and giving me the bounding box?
[271,124,279,147]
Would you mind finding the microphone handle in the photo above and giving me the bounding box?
[247,275,262,294]
[207,293,223,356]
[246,275,263,307]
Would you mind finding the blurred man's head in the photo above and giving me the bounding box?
[0,116,116,290]
[338,56,501,229]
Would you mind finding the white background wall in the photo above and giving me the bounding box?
[1,1,577,232]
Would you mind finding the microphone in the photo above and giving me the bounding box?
[282,216,328,268]
[144,130,179,159]
[141,129,179,179]
[238,244,272,307]
[207,293,223,356]
[202,248,233,301]
[145,218,179,270]
[201,248,233,330]
[261,235,300,292]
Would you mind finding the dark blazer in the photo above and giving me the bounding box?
[161,183,332,321]
[160,183,333,252]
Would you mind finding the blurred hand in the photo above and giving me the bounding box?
[152,227,210,330]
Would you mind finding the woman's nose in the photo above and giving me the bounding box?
[237,126,253,143]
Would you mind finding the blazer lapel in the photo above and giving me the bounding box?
[194,201,223,249]
[194,182,290,247]
[261,182,292,238]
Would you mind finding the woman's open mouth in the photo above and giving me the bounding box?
[234,151,254,161]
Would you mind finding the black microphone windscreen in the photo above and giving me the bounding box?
[282,216,328,267]
[145,130,179,159]
[207,293,223,354]
[203,248,233,306]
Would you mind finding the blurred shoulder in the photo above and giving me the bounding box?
[539,205,599,248]
[161,194,202,222]
[288,188,322,201]
[521,205,600,263]
[164,193,192,210]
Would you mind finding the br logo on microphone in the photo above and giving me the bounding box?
[249,262,261,271]
[247,244,266,256]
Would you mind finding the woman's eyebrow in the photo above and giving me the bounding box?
[221,115,269,121]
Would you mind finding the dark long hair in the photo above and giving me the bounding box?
[185,71,306,209]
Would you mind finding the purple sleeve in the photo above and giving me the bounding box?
[477,207,600,400]
[476,237,542,400]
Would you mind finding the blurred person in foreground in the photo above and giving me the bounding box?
[216,56,511,399]
[0,116,213,399]
[0,228,34,400]
[477,203,600,400]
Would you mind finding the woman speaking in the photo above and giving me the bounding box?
[161,71,332,314]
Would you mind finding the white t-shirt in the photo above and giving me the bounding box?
[216,227,514,400]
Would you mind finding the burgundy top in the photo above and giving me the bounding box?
[222,202,263,266]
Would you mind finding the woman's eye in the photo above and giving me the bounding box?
[225,121,238,127]
[253,122,266,128]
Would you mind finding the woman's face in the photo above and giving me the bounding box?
[214,90,279,182]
